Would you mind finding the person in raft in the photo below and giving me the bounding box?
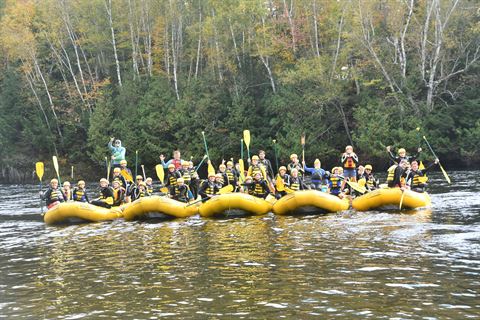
[41,178,65,209]
[119,160,133,184]
[258,150,275,180]
[386,146,422,164]
[173,178,194,203]
[274,166,291,198]
[199,172,219,201]
[287,154,304,179]
[160,150,185,170]
[387,159,409,189]
[363,165,378,191]
[72,180,89,203]
[303,159,328,190]
[406,158,439,193]
[62,181,73,201]
[90,178,114,208]
[108,137,126,168]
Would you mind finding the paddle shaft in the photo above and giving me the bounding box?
[399,190,406,210]
[195,156,208,173]
[422,136,451,183]
[52,156,62,185]
[201,132,210,159]
[141,165,146,180]
[135,150,138,178]
[273,140,279,173]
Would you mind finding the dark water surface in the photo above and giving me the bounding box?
[1,171,479,319]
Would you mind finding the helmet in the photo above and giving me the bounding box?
[291,168,298,174]
[290,154,298,159]
[100,178,108,184]
[219,164,226,169]
[176,177,184,183]
[331,167,338,173]
[120,160,127,165]
[314,159,320,164]
[50,178,58,184]
[245,175,253,181]
[365,164,373,170]
[227,161,233,166]
[146,177,152,183]
[138,182,146,187]
[345,145,353,151]
[398,148,406,154]
[208,172,216,178]
[136,175,143,180]
[215,173,223,178]
[279,166,287,172]
[77,180,85,186]
[252,155,259,160]
[113,167,121,173]
[63,181,70,187]
[189,161,194,166]
[168,164,175,169]
[182,161,189,166]
[112,180,120,186]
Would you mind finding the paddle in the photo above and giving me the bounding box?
[207,160,216,177]
[275,174,294,193]
[105,156,109,179]
[338,175,366,194]
[135,150,139,178]
[71,165,74,180]
[301,134,305,165]
[141,164,146,180]
[238,159,246,183]
[195,155,208,173]
[52,156,62,185]
[107,160,111,181]
[422,136,451,184]
[35,162,44,214]
[243,130,251,160]
[155,164,165,184]
[240,139,244,160]
[272,139,279,173]
[201,131,210,159]
[399,189,406,210]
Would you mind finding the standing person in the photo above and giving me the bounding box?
[41,178,65,209]
[258,150,274,180]
[160,150,185,170]
[108,137,126,168]
[225,161,238,190]
[386,146,422,164]
[341,145,359,191]
[72,180,89,203]
[303,159,328,190]
[91,178,114,208]
[287,154,304,178]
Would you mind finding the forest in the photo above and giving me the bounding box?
[0,0,478,182]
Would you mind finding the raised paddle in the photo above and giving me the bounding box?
[71,165,74,180]
[155,164,165,184]
[243,130,251,160]
[301,134,306,165]
[135,150,139,178]
[207,160,216,177]
[272,139,279,172]
[141,164,146,180]
[399,189,406,210]
[105,156,109,179]
[201,131,210,159]
[107,160,111,181]
[240,139,244,160]
[238,159,246,183]
[52,156,62,185]
[35,162,44,214]
[422,136,451,184]
[194,155,208,173]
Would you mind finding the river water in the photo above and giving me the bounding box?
[0,171,479,319]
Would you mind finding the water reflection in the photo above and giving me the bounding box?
[0,171,479,318]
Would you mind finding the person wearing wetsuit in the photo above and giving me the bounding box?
[303,159,328,190]
[41,178,65,209]
[386,146,422,164]
[387,159,409,188]
[406,159,439,192]
[91,178,114,208]
[199,173,219,201]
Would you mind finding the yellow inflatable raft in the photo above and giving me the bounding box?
[272,190,349,215]
[352,188,431,211]
[198,193,272,218]
[44,202,123,225]
[123,196,198,221]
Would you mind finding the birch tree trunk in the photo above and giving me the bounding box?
[104,0,122,86]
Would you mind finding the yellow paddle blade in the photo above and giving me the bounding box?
[301,134,305,146]
[52,156,60,177]
[265,194,276,204]
[275,175,285,191]
[439,163,451,184]
[418,176,429,183]
[155,164,164,184]
[260,165,268,180]
[239,159,245,182]
[35,162,44,181]
[399,190,406,209]
[160,187,169,193]
[207,160,215,177]
[419,161,425,170]
[121,169,133,182]
[243,130,251,149]
[218,185,234,194]
[346,181,366,194]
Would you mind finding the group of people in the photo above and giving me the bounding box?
[40,138,439,209]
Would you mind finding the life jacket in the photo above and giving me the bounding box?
[63,189,73,201]
[146,184,154,195]
[112,188,125,206]
[46,188,64,206]
[329,176,341,194]
[311,168,325,181]
[166,171,180,188]
[73,187,88,202]
[366,174,376,189]
[226,169,236,185]
[98,187,114,205]
[171,159,182,170]
[288,163,303,177]
[253,180,268,198]
[201,181,217,197]
[180,169,191,184]
[113,175,127,188]
[343,156,356,169]
[387,165,397,182]
[248,164,264,179]
[289,177,302,191]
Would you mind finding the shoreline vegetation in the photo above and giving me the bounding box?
[0,0,478,184]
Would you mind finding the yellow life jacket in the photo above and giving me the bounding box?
[387,165,397,182]
[289,177,301,191]
[99,188,114,205]
[226,169,235,185]
[248,164,264,179]
[182,169,191,183]
[73,188,87,202]
[344,157,356,169]
[253,181,266,197]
